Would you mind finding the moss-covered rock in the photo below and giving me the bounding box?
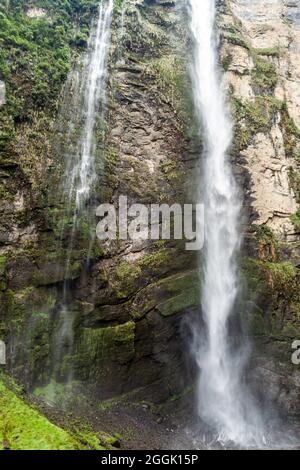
[290,208,300,232]
[0,255,7,291]
[4,286,58,385]
[131,270,201,320]
[0,376,83,450]
[232,96,282,151]
[74,321,135,381]
[115,261,142,300]
[242,258,300,341]
[251,57,278,92]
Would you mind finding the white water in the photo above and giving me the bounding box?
[70,0,113,210]
[63,0,113,277]
[189,0,265,447]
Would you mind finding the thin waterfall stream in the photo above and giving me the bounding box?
[51,0,114,389]
[188,0,265,447]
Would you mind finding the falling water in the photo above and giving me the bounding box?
[51,0,113,386]
[68,0,113,211]
[188,0,265,447]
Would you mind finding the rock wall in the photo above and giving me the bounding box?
[63,0,201,402]
[0,0,200,404]
[220,0,300,415]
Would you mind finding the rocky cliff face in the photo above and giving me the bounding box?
[223,0,299,234]
[0,0,199,404]
[220,0,300,415]
[0,0,299,417]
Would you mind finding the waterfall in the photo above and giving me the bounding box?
[68,0,113,211]
[51,0,113,387]
[188,0,265,447]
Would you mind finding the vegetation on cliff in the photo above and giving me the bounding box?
[0,0,98,149]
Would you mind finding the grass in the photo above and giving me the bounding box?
[0,378,82,450]
[0,373,122,450]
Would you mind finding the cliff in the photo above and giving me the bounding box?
[0,0,299,423]
[220,0,300,416]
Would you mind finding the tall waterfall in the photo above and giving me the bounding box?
[51,0,113,385]
[188,0,264,446]
[68,0,113,211]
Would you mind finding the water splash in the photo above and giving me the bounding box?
[188,0,265,447]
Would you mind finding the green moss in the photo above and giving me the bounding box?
[233,96,278,130]
[232,96,282,150]
[157,270,201,293]
[242,258,300,339]
[0,373,119,450]
[71,426,111,450]
[33,379,69,405]
[254,224,278,261]
[249,310,267,336]
[113,0,125,12]
[98,396,121,411]
[251,57,278,91]
[74,321,135,379]
[115,261,141,299]
[139,249,170,269]
[116,261,141,281]
[5,286,57,383]
[157,289,199,317]
[0,1,98,115]
[0,378,82,450]
[295,148,300,165]
[91,242,105,260]
[122,2,171,63]
[33,257,82,285]
[145,54,185,97]
[280,103,300,159]
[6,286,55,332]
[233,91,300,163]
[221,52,233,71]
[254,47,280,58]
[0,256,7,291]
[223,24,250,49]
[288,169,300,204]
[9,286,56,313]
[104,148,119,173]
[255,225,277,246]
[282,319,300,338]
[137,270,201,318]
[0,256,7,269]
[257,260,299,301]
[143,54,190,128]
[290,209,300,231]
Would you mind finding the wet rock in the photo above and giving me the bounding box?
[0,81,5,107]
[223,0,300,416]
